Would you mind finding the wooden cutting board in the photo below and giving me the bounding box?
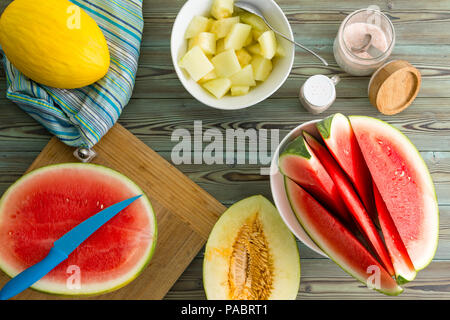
[0,123,226,300]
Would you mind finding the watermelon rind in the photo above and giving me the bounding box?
[284,177,403,296]
[0,163,157,297]
[349,116,439,271]
[280,134,312,160]
[396,275,411,286]
[316,115,333,140]
[279,134,352,224]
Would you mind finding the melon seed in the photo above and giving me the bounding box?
[228,214,273,300]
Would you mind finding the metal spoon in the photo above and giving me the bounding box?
[351,33,384,58]
[234,1,328,66]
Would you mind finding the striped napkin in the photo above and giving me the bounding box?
[1,0,143,148]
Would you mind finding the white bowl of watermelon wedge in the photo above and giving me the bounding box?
[270,113,439,295]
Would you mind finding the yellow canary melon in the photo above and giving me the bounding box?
[0,0,110,89]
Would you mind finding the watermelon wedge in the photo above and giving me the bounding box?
[285,177,402,296]
[278,135,351,224]
[303,132,395,276]
[0,163,157,296]
[316,113,377,222]
[373,182,416,283]
[350,116,439,271]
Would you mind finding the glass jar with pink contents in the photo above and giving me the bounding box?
[333,7,395,76]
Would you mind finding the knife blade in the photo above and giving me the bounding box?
[0,194,142,300]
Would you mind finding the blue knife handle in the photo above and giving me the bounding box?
[0,247,68,300]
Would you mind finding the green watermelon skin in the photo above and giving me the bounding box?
[350,116,439,271]
[0,163,157,296]
[278,135,351,225]
[285,177,402,296]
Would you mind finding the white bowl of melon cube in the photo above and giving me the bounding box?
[171,0,294,110]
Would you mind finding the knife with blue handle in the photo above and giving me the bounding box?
[0,194,142,300]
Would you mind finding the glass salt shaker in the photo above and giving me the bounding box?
[299,75,340,114]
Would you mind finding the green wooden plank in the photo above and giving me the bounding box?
[142,11,450,46]
[165,257,450,300]
[132,66,450,99]
[186,204,450,260]
[144,0,450,14]
[3,65,449,100]
[1,42,449,100]
[0,97,449,152]
[0,149,448,204]
[133,46,450,99]
[120,97,450,152]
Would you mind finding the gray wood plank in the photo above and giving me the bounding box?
[144,0,450,14]
[143,10,450,46]
[166,258,450,300]
[0,97,449,151]
[0,147,449,213]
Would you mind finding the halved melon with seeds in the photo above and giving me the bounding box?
[203,195,300,300]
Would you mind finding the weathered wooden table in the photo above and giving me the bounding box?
[0,0,449,299]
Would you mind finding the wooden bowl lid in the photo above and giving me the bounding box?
[368,60,421,115]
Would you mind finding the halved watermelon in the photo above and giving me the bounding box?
[0,163,157,296]
[316,113,377,222]
[285,177,402,296]
[304,132,395,276]
[350,116,439,271]
[373,182,416,283]
[278,135,351,224]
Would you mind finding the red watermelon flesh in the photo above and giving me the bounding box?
[373,182,416,283]
[278,134,352,225]
[0,164,157,295]
[303,132,395,276]
[316,113,377,223]
[285,177,402,295]
[350,116,439,271]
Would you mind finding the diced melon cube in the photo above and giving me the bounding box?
[251,55,272,81]
[252,29,263,41]
[240,12,268,31]
[244,32,254,47]
[190,32,216,55]
[258,30,277,59]
[202,78,232,98]
[231,86,250,96]
[210,16,239,39]
[229,64,256,86]
[210,0,234,19]
[224,23,252,50]
[207,18,215,29]
[179,46,214,81]
[198,70,217,84]
[188,38,195,50]
[235,48,252,67]
[247,43,261,55]
[216,38,226,54]
[185,16,212,39]
[275,43,286,57]
[211,49,241,78]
